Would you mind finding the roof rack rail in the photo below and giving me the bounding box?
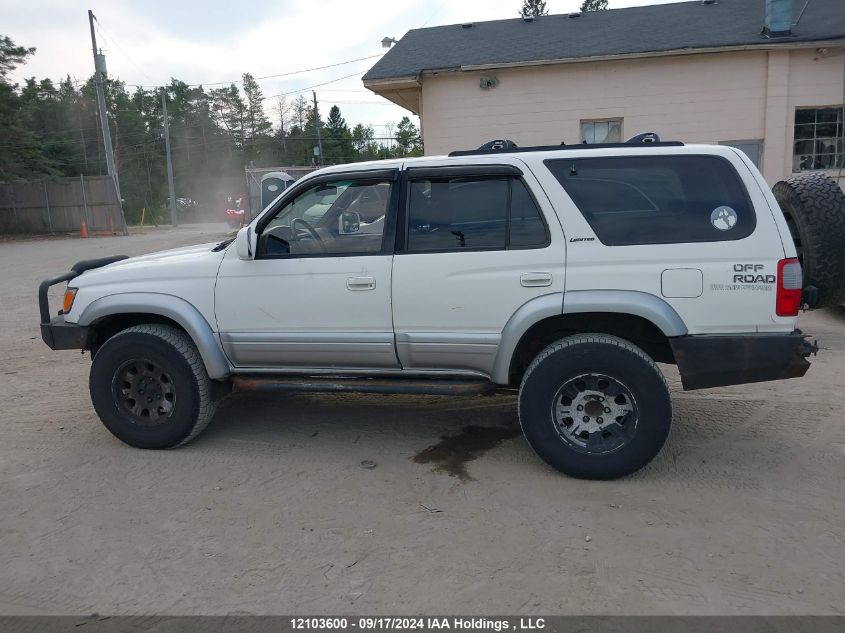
[449,133,683,157]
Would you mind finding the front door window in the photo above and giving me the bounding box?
[259,178,391,257]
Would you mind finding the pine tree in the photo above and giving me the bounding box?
[519,0,548,18]
[0,35,35,82]
[351,123,378,160]
[0,32,427,220]
[241,72,272,161]
[580,0,608,11]
[395,116,422,157]
[324,105,353,164]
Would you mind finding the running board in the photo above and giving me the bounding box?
[231,375,496,396]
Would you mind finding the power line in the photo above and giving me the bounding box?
[93,16,156,84]
[262,69,370,101]
[123,53,384,89]
[329,101,395,106]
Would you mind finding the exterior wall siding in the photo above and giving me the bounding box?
[418,49,845,187]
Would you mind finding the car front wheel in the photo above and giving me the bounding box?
[89,324,216,449]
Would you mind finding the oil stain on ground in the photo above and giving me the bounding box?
[413,424,521,482]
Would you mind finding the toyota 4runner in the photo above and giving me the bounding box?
[38,139,822,479]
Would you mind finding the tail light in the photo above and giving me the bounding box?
[776,258,802,317]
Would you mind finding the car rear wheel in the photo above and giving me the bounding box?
[518,334,671,480]
[89,324,216,449]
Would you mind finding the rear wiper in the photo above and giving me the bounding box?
[211,238,234,252]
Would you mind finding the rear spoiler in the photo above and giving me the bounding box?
[38,255,128,324]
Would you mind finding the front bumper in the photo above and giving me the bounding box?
[38,255,128,351]
[669,331,816,391]
[41,316,90,350]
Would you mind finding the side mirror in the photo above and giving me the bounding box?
[235,225,256,260]
[339,211,361,234]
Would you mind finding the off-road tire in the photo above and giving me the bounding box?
[518,334,671,480]
[90,324,216,449]
[773,172,845,308]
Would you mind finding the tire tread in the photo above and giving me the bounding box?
[518,333,671,479]
[773,172,845,308]
[94,324,216,448]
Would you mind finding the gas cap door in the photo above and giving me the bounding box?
[662,268,703,298]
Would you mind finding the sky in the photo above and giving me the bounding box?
[2,0,687,135]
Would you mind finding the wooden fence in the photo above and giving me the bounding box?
[0,175,124,235]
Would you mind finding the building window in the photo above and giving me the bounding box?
[581,119,622,144]
[793,107,845,172]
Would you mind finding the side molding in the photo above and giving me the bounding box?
[491,293,564,384]
[78,293,232,379]
[564,290,688,337]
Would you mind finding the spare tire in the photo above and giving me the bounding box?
[773,172,845,308]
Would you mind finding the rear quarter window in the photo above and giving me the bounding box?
[544,155,755,246]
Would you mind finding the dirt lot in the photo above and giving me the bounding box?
[1,225,844,615]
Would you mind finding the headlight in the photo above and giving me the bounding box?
[62,287,78,314]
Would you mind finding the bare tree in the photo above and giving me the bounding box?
[274,95,292,160]
[384,120,395,150]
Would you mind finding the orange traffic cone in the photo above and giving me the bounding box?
[80,220,89,239]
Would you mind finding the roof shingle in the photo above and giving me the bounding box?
[363,0,845,82]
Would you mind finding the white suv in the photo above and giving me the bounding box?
[39,140,820,479]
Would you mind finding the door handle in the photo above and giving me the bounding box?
[520,272,553,287]
[347,276,376,291]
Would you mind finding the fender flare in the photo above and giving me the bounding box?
[78,293,232,379]
[563,290,687,337]
[491,290,687,385]
[491,293,564,384]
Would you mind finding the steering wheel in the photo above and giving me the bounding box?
[291,217,324,249]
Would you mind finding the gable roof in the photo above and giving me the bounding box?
[363,0,845,82]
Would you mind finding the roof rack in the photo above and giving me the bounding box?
[449,133,684,157]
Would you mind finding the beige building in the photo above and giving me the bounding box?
[364,0,845,186]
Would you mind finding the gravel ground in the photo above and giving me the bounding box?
[1,225,844,615]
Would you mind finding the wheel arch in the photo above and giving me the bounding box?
[78,293,231,379]
[494,290,687,386]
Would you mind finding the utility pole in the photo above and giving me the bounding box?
[312,91,323,167]
[88,9,127,234]
[161,88,178,227]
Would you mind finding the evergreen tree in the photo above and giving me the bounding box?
[0,35,40,178]
[0,35,34,81]
[395,116,422,157]
[303,102,325,165]
[351,123,378,161]
[241,73,272,162]
[580,0,608,11]
[0,32,424,221]
[519,0,548,18]
[324,105,353,164]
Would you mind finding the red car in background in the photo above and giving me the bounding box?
[225,195,247,229]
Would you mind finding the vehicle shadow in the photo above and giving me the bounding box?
[190,388,807,485]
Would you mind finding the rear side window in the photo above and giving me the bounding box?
[544,155,755,246]
[407,176,548,252]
